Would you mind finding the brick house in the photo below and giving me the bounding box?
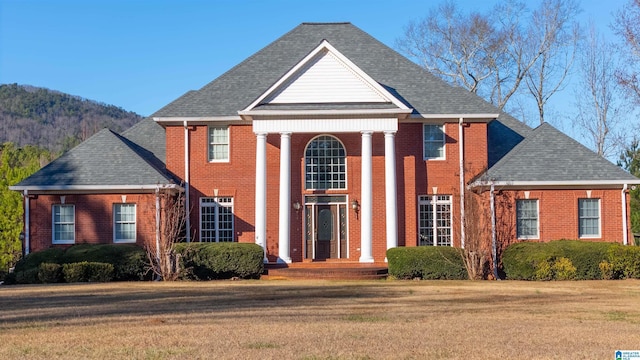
[11,23,640,266]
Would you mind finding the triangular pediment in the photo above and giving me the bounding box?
[244,40,409,111]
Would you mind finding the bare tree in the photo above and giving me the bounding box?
[574,24,626,157]
[525,0,581,124]
[145,189,186,281]
[613,0,640,105]
[397,0,581,114]
[460,190,491,280]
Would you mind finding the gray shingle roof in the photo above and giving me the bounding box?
[152,22,498,118]
[484,122,638,183]
[14,126,175,188]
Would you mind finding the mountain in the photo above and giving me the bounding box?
[0,84,143,152]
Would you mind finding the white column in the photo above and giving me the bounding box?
[255,132,268,262]
[278,132,292,263]
[360,131,374,263]
[384,131,398,260]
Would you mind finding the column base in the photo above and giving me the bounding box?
[359,256,375,263]
[277,257,292,264]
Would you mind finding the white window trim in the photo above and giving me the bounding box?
[208,125,230,163]
[199,197,235,242]
[516,199,540,240]
[417,194,453,246]
[52,204,75,245]
[423,124,446,160]
[578,198,601,239]
[113,203,137,244]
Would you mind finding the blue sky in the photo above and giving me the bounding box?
[0,0,626,121]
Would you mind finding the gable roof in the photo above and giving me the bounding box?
[11,124,178,192]
[476,122,640,187]
[152,22,498,118]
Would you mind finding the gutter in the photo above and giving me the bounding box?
[459,117,465,248]
[184,120,191,243]
[622,184,629,245]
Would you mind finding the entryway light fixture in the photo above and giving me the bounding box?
[292,200,301,211]
[351,199,360,219]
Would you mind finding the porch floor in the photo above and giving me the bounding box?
[263,261,388,280]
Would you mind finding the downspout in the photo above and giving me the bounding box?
[490,184,498,279]
[459,118,465,248]
[183,120,191,243]
[23,190,30,256]
[155,186,161,263]
[622,184,629,245]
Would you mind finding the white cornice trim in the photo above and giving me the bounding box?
[243,40,411,112]
[239,108,412,119]
[469,179,640,190]
[9,184,184,193]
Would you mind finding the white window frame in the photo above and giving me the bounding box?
[423,124,445,160]
[52,204,75,244]
[578,198,601,238]
[113,203,137,243]
[516,199,539,239]
[200,197,235,242]
[208,125,230,162]
[417,195,452,246]
[304,135,347,190]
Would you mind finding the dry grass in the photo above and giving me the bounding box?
[0,280,639,359]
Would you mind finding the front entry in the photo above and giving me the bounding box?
[305,196,348,260]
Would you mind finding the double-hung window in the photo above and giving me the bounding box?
[114,203,136,243]
[423,124,445,160]
[578,198,600,238]
[516,199,539,239]
[418,195,452,246]
[208,126,229,162]
[52,204,75,244]
[200,197,234,242]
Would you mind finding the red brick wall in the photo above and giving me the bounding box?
[27,193,156,252]
[495,189,631,245]
[163,120,490,262]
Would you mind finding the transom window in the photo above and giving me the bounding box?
[208,126,229,161]
[305,135,346,190]
[578,198,600,238]
[418,195,452,246]
[423,124,445,159]
[114,203,136,243]
[53,204,75,244]
[516,199,539,239]
[200,197,234,242]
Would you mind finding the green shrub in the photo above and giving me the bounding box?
[175,242,264,280]
[534,260,554,281]
[38,263,63,283]
[553,257,577,280]
[503,240,616,280]
[604,246,640,279]
[13,248,65,273]
[599,260,615,280]
[63,262,114,283]
[14,268,40,284]
[386,247,468,280]
[61,244,147,281]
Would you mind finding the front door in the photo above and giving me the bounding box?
[305,196,348,260]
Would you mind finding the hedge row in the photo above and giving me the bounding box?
[502,240,640,280]
[386,246,468,280]
[175,242,264,280]
[5,244,148,284]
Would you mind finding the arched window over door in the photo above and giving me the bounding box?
[305,135,346,190]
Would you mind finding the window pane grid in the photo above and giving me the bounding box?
[200,197,235,242]
[114,204,136,243]
[208,126,229,161]
[53,205,75,243]
[305,136,346,190]
[423,125,445,159]
[579,199,600,237]
[418,195,452,246]
[516,199,539,238]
